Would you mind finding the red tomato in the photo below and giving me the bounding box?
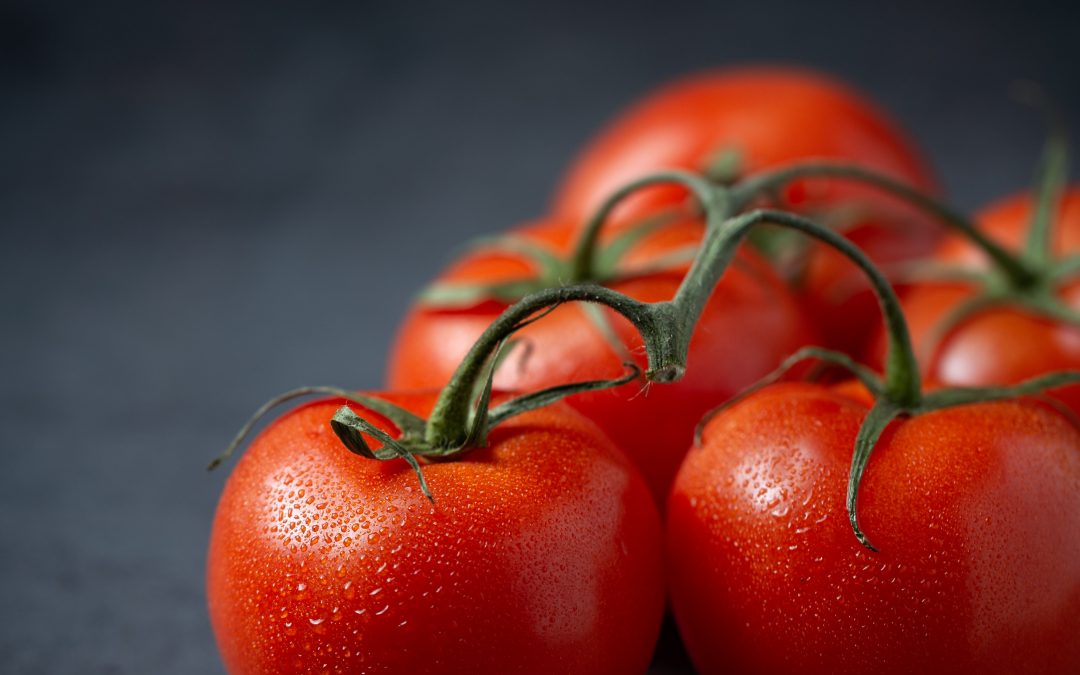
[553,67,941,354]
[667,381,1080,675]
[386,217,816,507]
[207,393,664,674]
[870,188,1080,411]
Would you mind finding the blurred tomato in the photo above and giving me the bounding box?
[387,217,815,507]
[870,187,1080,411]
[554,66,942,354]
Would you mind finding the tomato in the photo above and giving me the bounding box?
[667,381,1080,675]
[386,217,816,507]
[869,188,1080,411]
[553,66,942,354]
[207,393,664,674]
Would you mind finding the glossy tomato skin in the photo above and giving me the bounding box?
[667,382,1080,675]
[387,218,816,508]
[554,67,937,223]
[871,188,1080,412]
[553,66,942,354]
[207,394,664,674]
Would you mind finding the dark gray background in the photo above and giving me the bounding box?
[2,1,1078,672]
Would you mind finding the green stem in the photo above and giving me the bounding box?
[422,170,737,453]
[847,400,902,551]
[670,208,922,408]
[568,170,730,282]
[208,387,427,471]
[424,285,674,449]
[1022,99,1069,267]
[664,211,746,368]
[731,161,1038,289]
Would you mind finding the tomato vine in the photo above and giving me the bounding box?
[214,141,1080,550]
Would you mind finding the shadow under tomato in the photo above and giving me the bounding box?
[649,613,696,674]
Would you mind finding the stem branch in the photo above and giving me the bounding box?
[732,162,1038,288]
[569,170,730,282]
[670,208,922,408]
[424,285,674,449]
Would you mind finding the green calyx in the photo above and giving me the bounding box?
[850,370,1080,551]
[701,347,1080,552]
[415,206,697,368]
[883,101,1078,365]
[209,360,642,503]
[207,387,425,473]
[417,207,687,310]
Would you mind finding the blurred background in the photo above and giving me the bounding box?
[2,0,1078,672]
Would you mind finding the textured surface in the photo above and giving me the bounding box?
[2,0,1080,672]
[667,384,1080,673]
[208,396,663,674]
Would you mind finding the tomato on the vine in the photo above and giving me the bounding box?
[667,381,1080,675]
[387,217,816,506]
[870,187,1080,411]
[553,67,942,353]
[208,393,664,674]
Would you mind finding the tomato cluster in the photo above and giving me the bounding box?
[208,67,1080,674]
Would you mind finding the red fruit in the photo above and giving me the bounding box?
[668,381,1080,674]
[387,218,815,506]
[208,393,665,674]
[554,67,941,354]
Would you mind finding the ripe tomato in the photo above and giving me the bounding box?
[870,188,1080,411]
[553,66,941,354]
[386,217,816,507]
[207,393,665,674]
[667,381,1080,675]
